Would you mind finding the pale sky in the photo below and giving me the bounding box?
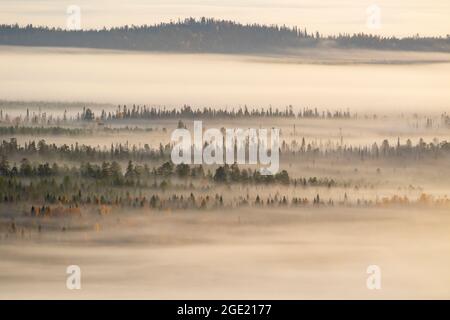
[0,0,449,37]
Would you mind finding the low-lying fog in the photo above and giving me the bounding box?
[1,207,449,299]
[3,116,450,148]
[1,45,449,300]
[1,46,450,111]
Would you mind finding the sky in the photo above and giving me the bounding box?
[0,0,449,37]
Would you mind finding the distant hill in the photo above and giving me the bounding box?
[1,17,450,54]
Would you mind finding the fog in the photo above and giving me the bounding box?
[1,207,449,299]
[1,42,449,299]
[5,115,450,149]
[1,113,449,298]
[1,46,450,112]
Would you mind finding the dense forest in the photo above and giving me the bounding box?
[0,105,449,222]
[1,18,450,53]
[0,156,447,216]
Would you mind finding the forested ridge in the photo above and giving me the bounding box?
[1,17,450,53]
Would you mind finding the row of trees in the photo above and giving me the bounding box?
[2,18,449,53]
[3,107,448,126]
[86,105,353,121]
[0,125,89,136]
[18,192,450,215]
[0,138,170,162]
[213,164,290,185]
[0,158,355,195]
[1,137,449,165]
[0,158,292,186]
[283,137,450,160]
[0,105,353,128]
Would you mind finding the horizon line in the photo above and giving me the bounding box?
[2,17,450,40]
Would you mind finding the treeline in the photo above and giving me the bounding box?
[0,138,170,162]
[0,125,160,136]
[0,105,354,126]
[1,18,449,53]
[0,126,90,136]
[1,138,449,165]
[86,105,353,121]
[0,158,291,186]
[283,137,450,160]
[1,193,447,235]
[6,186,450,218]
